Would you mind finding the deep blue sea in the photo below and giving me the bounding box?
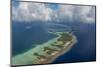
[12,21,96,63]
[52,22,96,63]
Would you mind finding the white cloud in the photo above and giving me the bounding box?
[12,2,53,22]
[74,6,95,23]
[12,2,95,23]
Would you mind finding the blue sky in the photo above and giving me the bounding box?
[12,1,95,24]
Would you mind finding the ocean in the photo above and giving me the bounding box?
[12,21,96,63]
[12,22,57,56]
[52,22,96,63]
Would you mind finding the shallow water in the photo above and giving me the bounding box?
[12,21,96,64]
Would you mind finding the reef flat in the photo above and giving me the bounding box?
[12,31,77,65]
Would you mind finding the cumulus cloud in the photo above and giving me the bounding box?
[12,2,53,22]
[73,6,95,23]
[12,2,95,23]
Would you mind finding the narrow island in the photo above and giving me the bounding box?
[12,31,77,65]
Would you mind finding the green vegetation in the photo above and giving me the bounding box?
[33,53,47,59]
[43,47,58,55]
[34,32,73,60]
[57,32,72,43]
[51,32,73,49]
[51,44,64,48]
[43,47,58,51]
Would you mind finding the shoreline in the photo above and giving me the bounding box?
[12,32,77,65]
[35,35,77,64]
